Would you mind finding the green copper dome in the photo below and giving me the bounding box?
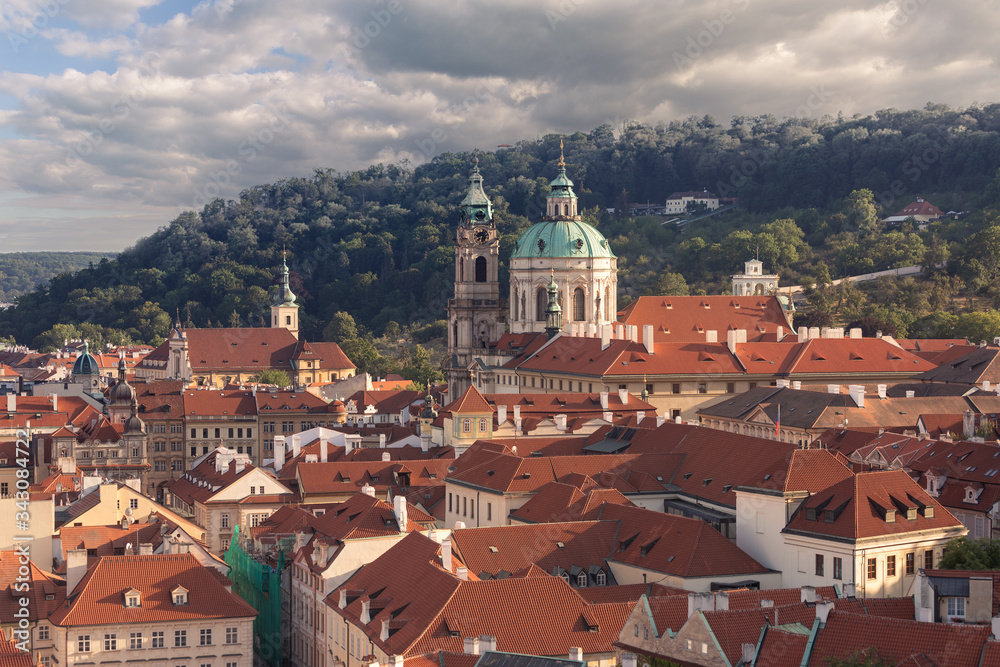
[72,341,99,376]
[511,220,616,260]
[460,157,493,223]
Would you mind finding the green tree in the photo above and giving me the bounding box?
[953,311,1000,343]
[644,271,689,296]
[843,189,880,237]
[253,369,291,386]
[33,323,81,352]
[323,311,359,342]
[937,537,1000,570]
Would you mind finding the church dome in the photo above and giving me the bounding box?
[511,220,616,260]
[72,341,99,376]
[124,413,145,434]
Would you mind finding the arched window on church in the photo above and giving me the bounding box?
[459,256,464,281]
[475,256,487,283]
[563,203,568,216]
[536,287,547,321]
[573,288,585,322]
[604,285,611,320]
[453,322,458,346]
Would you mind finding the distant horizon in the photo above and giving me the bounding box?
[3,0,1000,252]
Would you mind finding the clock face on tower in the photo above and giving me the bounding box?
[473,227,490,245]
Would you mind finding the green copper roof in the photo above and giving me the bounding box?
[548,140,576,198]
[72,341,99,376]
[511,220,615,259]
[278,254,297,306]
[460,157,493,223]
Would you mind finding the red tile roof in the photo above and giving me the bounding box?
[183,388,258,417]
[142,327,301,374]
[725,586,838,609]
[737,448,853,495]
[296,459,452,497]
[807,609,989,666]
[616,295,793,344]
[445,385,494,414]
[48,553,256,626]
[0,637,34,667]
[292,340,355,371]
[0,550,65,622]
[755,626,810,667]
[58,523,164,566]
[577,583,686,605]
[784,470,964,541]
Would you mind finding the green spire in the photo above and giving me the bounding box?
[279,248,297,306]
[460,154,493,224]
[548,139,576,198]
[545,270,562,339]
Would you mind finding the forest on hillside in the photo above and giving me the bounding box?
[4,103,1000,381]
[0,252,116,303]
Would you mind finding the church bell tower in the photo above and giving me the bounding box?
[446,157,504,397]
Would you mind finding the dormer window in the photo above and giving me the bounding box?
[171,585,189,606]
[595,571,606,586]
[560,572,570,584]
[577,572,587,587]
[964,487,981,504]
[124,589,141,608]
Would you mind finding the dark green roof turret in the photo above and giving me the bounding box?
[72,341,99,377]
[460,155,493,224]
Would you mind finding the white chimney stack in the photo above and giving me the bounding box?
[848,385,865,409]
[877,384,887,399]
[497,405,507,424]
[706,330,718,343]
[601,325,611,351]
[463,637,480,655]
[291,435,301,458]
[568,648,583,662]
[798,326,808,341]
[66,548,88,594]
[442,539,453,572]
[6,395,14,412]
[615,324,625,339]
[273,435,286,470]
[513,405,521,421]
[555,414,567,431]
[320,438,328,463]
[457,566,468,581]
[618,388,628,404]
[52,394,58,412]
[362,483,376,497]
[849,327,862,339]
[382,451,391,462]
[827,384,840,394]
[809,327,820,339]
[792,380,801,390]
[393,495,408,532]
[599,392,609,409]
[643,324,654,353]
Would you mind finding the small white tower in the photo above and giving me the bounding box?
[272,250,299,339]
[732,259,778,296]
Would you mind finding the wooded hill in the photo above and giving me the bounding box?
[0,252,115,304]
[4,103,1000,379]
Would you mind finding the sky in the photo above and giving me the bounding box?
[1,0,999,253]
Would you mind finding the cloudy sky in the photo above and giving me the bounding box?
[1,0,998,252]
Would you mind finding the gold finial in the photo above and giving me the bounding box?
[558,139,565,168]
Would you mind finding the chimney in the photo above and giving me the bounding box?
[776,379,790,388]
[442,539,453,572]
[727,329,738,354]
[986,381,992,392]
[742,644,756,665]
[599,392,609,410]
[849,327,862,339]
[362,483,376,498]
[457,566,468,581]
[798,326,808,340]
[392,656,404,667]
[675,415,682,424]
[792,380,801,390]
[360,598,371,624]
[139,543,153,555]
[479,636,497,653]
[513,405,521,421]
[776,325,784,341]
[615,324,625,339]
[273,435,286,470]
[234,459,246,474]
[568,648,583,662]
[339,589,348,609]
[808,327,820,340]
[656,415,665,427]
[382,451,391,462]
[992,616,1000,641]
[6,395,14,412]
[628,325,639,343]
[601,325,611,351]
[320,438,328,463]
[643,325,654,353]
[848,385,865,409]
[877,384,887,399]
[906,390,915,398]
[706,330,718,343]
[816,600,834,625]
[621,654,637,667]
[497,405,507,424]
[843,583,856,598]
[52,394,58,412]
[604,411,614,422]
[801,586,817,604]
[463,637,480,655]
[715,590,730,611]
[618,388,628,404]
[291,435,301,458]
[379,433,386,448]
[821,326,831,338]
[827,384,840,395]
[964,410,975,439]
[394,495,408,532]
[66,549,88,594]
[555,414,567,431]
[687,591,714,618]
[636,411,644,424]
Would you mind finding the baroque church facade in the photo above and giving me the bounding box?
[446,146,618,395]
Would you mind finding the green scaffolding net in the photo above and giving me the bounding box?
[225,525,285,667]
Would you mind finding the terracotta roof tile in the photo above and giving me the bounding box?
[755,626,810,667]
[0,550,65,622]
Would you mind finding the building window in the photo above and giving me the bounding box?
[596,571,606,585]
[573,288,585,322]
[925,550,934,570]
[463,497,467,516]
[228,428,234,438]
[646,383,654,395]
[536,287,547,321]
[191,428,196,438]
[487,502,492,521]
[479,417,488,432]
[698,383,707,394]
[225,628,238,644]
[190,446,197,456]
[202,428,208,438]
[815,554,824,576]
[672,383,681,394]
[727,382,735,393]
[947,597,966,619]
[152,631,164,648]
[104,634,117,651]
[906,552,915,574]
[887,555,896,577]
[867,558,877,580]
[221,513,230,528]
[448,493,452,513]
[200,629,212,646]
[221,538,230,551]
[37,626,49,640]
[462,419,471,433]
[214,428,220,438]
[175,630,187,647]
[833,557,842,580]
[78,636,91,653]
[577,572,587,587]
[129,632,142,649]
